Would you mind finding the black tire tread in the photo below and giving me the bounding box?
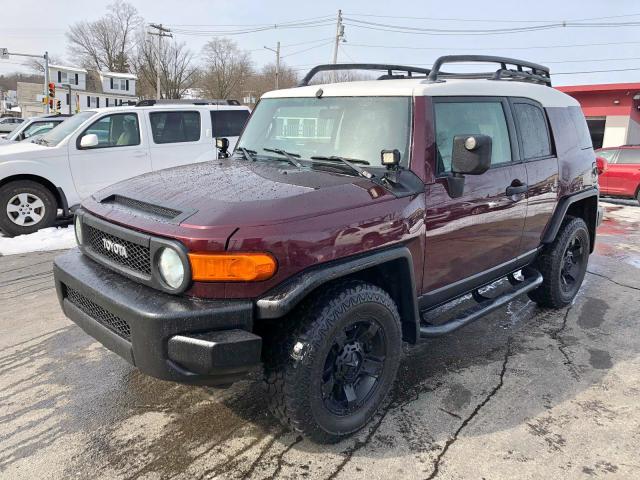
[528,215,589,308]
[262,279,401,443]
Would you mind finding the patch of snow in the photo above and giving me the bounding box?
[0,226,76,256]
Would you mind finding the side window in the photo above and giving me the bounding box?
[513,102,551,159]
[597,150,619,164]
[434,101,512,173]
[210,110,250,137]
[84,113,140,148]
[616,149,640,164]
[149,111,201,144]
[23,122,56,138]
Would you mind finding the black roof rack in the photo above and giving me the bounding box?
[427,55,551,86]
[136,98,241,107]
[299,63,432,86]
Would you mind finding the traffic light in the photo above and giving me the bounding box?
[48,82,55,99]
[56,100,61,111]
[49,99,54,110]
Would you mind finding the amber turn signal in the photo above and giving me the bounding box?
[189,252,277,282]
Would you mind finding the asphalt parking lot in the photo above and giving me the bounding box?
[1,201,639,480]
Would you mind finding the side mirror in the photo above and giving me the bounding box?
[79,133,99,149]
[595,156,608,175]
[216,137,229,158]
[451,134,492,175]
[446,134,492,198]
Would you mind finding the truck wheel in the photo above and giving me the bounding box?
[636,187,640,206]
[528,216,590,308]
[263,280,402,443]
[0,180,57,237]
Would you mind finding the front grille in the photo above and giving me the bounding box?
[66,286,131,340]
[85,224,151,275]
[101,194,182,220]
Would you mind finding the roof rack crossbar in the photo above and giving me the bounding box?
[135,99,240,107]
[428,55,551,86]
[299,63,431,86]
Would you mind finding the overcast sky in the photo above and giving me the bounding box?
[1,0,639,86]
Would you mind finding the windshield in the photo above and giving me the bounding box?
[237,97,411,167]
[39,111,95,146]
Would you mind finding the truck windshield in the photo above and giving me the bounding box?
[39,111,95,146]
[237,97,411,167]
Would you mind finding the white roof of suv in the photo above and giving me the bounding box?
[264,78,578,108]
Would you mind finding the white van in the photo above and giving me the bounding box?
[0,101,250,236]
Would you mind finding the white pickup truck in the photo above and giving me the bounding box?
[0,101,250,236]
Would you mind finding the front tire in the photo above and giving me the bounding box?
[263,280,402,443]
[528,216,590,308]
[0,180,57,237]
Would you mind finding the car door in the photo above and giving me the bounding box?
[423,97,528,297]
[510,98,559,253]
[607,148,640,196]
[147,109,212,171]
[68,112,151,199]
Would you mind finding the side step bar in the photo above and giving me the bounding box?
[419,270,543,338]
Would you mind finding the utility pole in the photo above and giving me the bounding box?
[44,51,50,113]
[331,10,344,83]
[264,41,281,89]
[148,24,172,100]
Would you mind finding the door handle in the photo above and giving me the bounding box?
[506,181,528,196]
[133,151,148,158]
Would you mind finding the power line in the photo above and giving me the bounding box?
[554,67,640,75]
[344,12,640,24]
[166,15,335,28]
[346,40,640,51]
[281,40,335,59]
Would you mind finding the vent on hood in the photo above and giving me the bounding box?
[100,194,182,220]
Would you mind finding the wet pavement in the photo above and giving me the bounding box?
[1,201,639,479]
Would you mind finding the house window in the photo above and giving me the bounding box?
[75,73,79,85]
[57,71,61,83]
[106,98,109,107]
[96,97,100,108]
[86,96,90,107]
[110,78,114,89]
[126,79,129,91]
[66,93,70,105]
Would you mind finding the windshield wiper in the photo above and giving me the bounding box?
[310,155,374,179]
[237,147,256,161]
[263,148,303,168]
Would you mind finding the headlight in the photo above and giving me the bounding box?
[158,247,185,289]
[74,215,83,245]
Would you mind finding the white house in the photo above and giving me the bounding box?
[47,64,138,113]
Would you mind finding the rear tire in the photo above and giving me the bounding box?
[262,280,402,443]
[528,216,590,308]
[0,180,57,237]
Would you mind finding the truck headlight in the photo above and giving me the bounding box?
[158,247,185,289]
[74,215,83,245]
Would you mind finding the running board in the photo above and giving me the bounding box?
[419,270,543,338]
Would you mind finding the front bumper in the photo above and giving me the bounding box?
[54,249,261,386]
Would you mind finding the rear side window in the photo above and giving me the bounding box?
[149,111,201,144]
[210,110,250,137]
[434,101,512,172]
[616,149,640,164]
[597,150,619,163]
[568,106,593,149]
[513,102,551,159]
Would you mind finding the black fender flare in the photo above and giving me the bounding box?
[542,187,599,247]
[255,246,420,343]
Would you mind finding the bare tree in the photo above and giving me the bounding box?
[66,0,142,72]
[24,55,63,75]
[133,36,199,99]
[200,38,252,99]
[244,62,298,99]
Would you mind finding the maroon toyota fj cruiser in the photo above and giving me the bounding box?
[54,56,602,442]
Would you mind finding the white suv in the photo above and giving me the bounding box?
[0,102,250,236]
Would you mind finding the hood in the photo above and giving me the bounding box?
[85,158,395,229]
[0,141,55,158]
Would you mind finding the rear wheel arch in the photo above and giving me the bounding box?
[543,189,598,253]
